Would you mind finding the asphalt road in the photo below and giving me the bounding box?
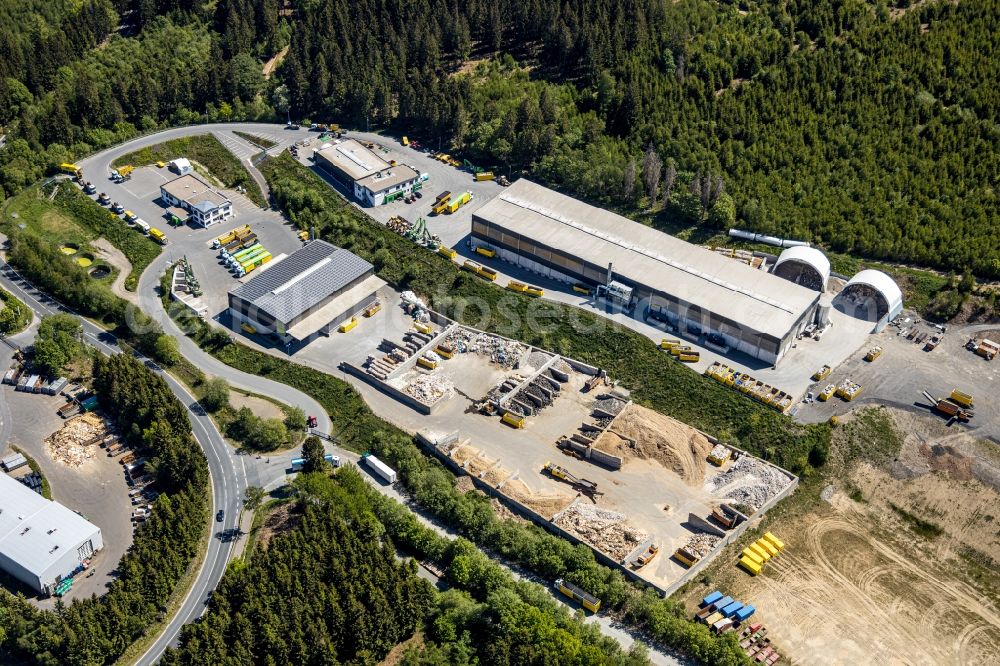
[69,123,687,664]
[0,260,242,665]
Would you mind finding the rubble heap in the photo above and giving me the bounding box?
[684,533,722,558]
[445,329,525,368]
[403,373,453,404]
[554,503,648,561]
[44,413,106,467]
[709,455,791,511]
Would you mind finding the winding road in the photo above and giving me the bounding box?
[12,122,690,665]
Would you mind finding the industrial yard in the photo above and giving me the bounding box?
[334,294,796,591]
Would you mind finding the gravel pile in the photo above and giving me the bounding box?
[524,350,553,371]
[710,455,791,511]
[593,397,626,416]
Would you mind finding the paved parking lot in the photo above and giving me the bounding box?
[95,164,304,319]
[0,383,133,607]
[794,319,1000,438]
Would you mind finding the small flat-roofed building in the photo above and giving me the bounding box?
[0,473,103,594]
[160,174,233,227]
[471,179,821,364]
[228,239,385,345]
[313,139,420,206]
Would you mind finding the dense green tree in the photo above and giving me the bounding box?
[200,377,230,412]
[301,435,326,473]
[33,314,83,376]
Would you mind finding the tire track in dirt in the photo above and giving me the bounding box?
[757,511,1000,665]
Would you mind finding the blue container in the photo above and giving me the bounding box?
[701,590,723,607]
[734,605,756,621]
[721,601,744,617]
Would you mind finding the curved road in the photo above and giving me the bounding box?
[67,123,684,665]
[0,261,241,665]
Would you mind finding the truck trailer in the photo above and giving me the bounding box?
[362,453,397,483]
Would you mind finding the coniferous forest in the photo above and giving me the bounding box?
[1,0,999,275]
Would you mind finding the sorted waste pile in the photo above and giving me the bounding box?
[709,455,791,511]
[593,397,627,416]
[502,478,574,519]
[45,413,106,467]
[554,502,648,561]
[445,328,525,368]
[684,533,722,558]
[593,404,711,484]
[403,373,452,404]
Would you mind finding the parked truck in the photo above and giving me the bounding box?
[363,453,397,483]
[446,191,472,213]
[149,228,167,245]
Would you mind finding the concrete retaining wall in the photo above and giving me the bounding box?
[341,362,433,415]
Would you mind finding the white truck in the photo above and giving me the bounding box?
[133,218,150,234]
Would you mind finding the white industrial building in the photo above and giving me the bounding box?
[471,179,822,364]
[0,474,103,595]
[313,139,421,206]
[836,269,904,331]
[773,246,831,292]
[160,173,234,227]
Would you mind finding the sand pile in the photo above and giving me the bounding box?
[594,404,711,484]
[502,478,574,519]
[554,503,648,561]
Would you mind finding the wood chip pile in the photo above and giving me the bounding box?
[44,413,106,467]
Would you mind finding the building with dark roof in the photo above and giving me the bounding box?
[228,239,385,344]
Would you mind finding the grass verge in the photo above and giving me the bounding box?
[112,134,266,208]
[11,445,51,499]
[0,284,32,334]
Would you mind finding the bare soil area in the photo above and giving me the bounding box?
[255,502,301,551]
[502,477,573,519]
[684,407,1000,665]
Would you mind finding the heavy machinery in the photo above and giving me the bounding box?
[864,346,883,362]
[111,165,134,182]
[921,390,974,422]
[405,217,439,248]
[60,163,82,178]
[542,461,601,496]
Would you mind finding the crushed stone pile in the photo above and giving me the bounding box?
[593,404,711,484]
[554,502,648,561]
[593,397,627,416]
[445,329,525,368]
[404,373,452,404]
[709,455,791,511]
[524,350,554,371]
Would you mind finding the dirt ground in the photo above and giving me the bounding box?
[90,238,136,304]
[684,408,1000,665]
[229,392,284,421]
[501,477,574,519]
[254,502,301,551]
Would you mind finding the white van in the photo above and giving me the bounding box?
[133,218,150,234]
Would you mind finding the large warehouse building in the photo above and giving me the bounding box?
[313,139,421,206]
[471,179,821,364]
[228,239,385,345]
[0,473,103,595]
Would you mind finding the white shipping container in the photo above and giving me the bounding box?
[364,454,396,484]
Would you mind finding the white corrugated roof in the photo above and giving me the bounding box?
[0,474,101,579]
[474,179,819,339]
